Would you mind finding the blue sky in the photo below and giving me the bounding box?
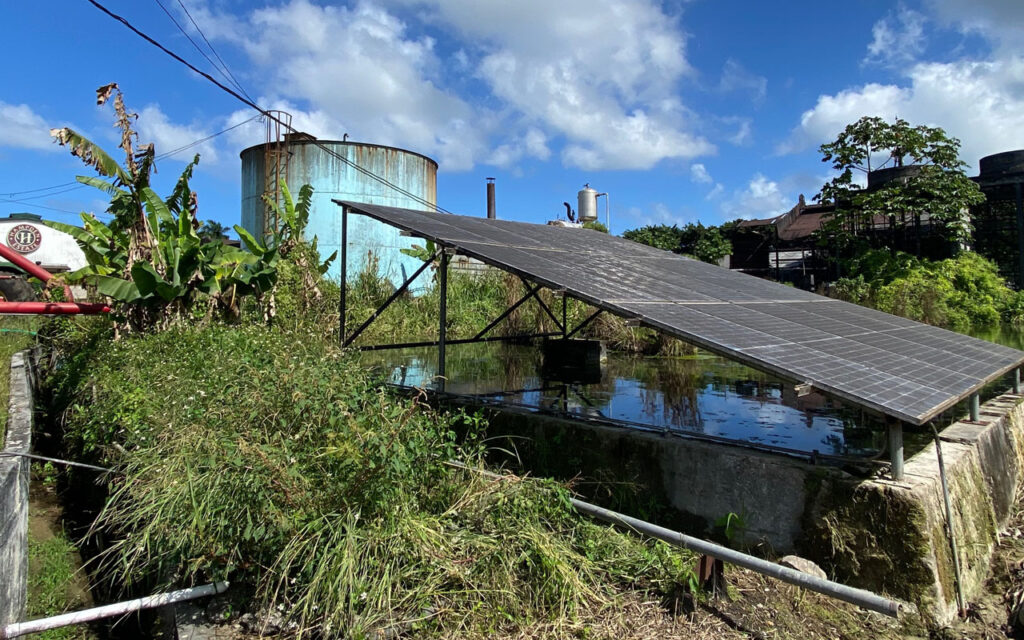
[2,0,1023,235]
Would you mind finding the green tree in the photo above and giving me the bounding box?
[198,220,230,242]
[623,222,733,264]
[817,116,984,250]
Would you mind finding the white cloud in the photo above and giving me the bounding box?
[779,57,1024,168]
[190,0,718,172]
[196,0,489,171]
[926,0,1024,54]
[717,59,767,105]
[720,173,790,220]
[705,183,724,200]
[488,127,551,168]
[393,0,714,170]
[690,163,712,184]
[0,102,57,151]
[865,7,926,66]
[728,119,753,146]
[137,105,219,164]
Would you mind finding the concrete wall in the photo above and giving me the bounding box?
[482,392,1024,625]
[804,393,1024,624]
[0,351,34,626]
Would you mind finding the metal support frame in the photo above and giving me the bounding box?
[1016,182,1024,287]
[562,295,568,339]
[343,250,441,349]
[339,205,348,345]
[888,419,904,481]
[970,393,981,421]
[472,282,544,340]
[522,276,563,333]
[438,251,449,391]
[565,308,603,340]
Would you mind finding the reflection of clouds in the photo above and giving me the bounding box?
[363,342,853,456]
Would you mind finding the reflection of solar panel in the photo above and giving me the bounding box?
[337,201,1024,425]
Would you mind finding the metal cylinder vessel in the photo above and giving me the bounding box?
[241,137,438,287]
[577,185,599,222]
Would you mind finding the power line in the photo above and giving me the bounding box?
[1,182,79,198]
[176,0,254,104]
[86,0,451,214]
[0,197,111,218]
[1,115,262,211]
[153,0,248,99]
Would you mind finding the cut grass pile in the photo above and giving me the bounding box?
[46,322,696,637]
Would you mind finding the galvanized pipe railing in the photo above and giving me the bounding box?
[1,582,228,638]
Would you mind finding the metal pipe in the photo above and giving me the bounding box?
[932,426,966,616]
[486,178,496,220]
[0,242,57,285]
[970,393,980,421]
[1,582,228,638]
[358,332,561,352]
[0,242,75,302]
[888,420,904,481]
[438,252,448,392]
[0,302,109,315]
[0,451,111,473]
[339,205,348,345]
[446,462,901,618]
[1015,368,1021,394]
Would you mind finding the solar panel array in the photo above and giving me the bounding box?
[337,201,1024,425]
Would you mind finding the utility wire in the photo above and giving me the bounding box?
[153,0,248,99]
[176,0,254,104]
[0,115,261,218]
[2,182,79,198]
[86,0,450,214]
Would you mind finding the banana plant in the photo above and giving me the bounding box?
[46,84,282,331]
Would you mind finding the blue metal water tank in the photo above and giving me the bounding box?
[240,136,438,286]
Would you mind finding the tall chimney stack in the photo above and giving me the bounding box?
[486,177,496,219]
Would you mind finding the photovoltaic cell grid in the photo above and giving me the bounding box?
[337,201,1024,425]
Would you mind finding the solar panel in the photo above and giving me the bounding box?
[336,201,1024,425]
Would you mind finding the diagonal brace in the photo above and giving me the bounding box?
[473,281,544,340]
[524,274,565,331]
[343,249,441,348]
[565,308,603,339]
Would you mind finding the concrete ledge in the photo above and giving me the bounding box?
[803,393,1024,624]
[0,351,34,626]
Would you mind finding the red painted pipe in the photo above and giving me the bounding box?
[0,302,110,315]
[0,238,76,301]
[0,242,56,283]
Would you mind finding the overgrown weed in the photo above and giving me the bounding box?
[46,323,697,637]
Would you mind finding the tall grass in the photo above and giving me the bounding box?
[328,258,696,356]
[46,323,696,637]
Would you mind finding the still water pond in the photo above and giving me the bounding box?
[361,342,885,459]
[362,322,1024,461]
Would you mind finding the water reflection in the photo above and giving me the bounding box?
[360,342,883,458]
